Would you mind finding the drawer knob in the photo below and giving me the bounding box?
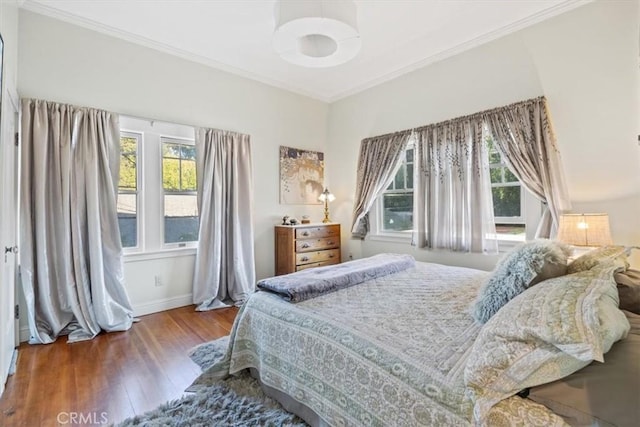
[302,243,310,248]
[329,254,335,258]
[301,256,309,262]
[302,231,309,236]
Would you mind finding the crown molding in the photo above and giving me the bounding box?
[20,0,592,104]
[19,0,332,103]
[327,0,594,102]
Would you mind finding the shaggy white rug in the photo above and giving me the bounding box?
[115,336,306,426]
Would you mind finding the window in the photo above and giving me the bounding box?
[118,116,198,256]
[380,145,414,233]
[117,132,140,248]
[486,137,526,240]
[161,138,198,245]
[370,134,540,246]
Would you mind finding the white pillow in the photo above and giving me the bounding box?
[464,258,630,424]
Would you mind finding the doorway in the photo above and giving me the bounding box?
[0,85,19,397]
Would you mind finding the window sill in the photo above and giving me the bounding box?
[367,233,523,253]
[367,232,412,244]
[123,247,197,263]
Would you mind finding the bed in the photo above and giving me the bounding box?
[190,248,637,426]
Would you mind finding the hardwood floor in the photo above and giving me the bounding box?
[0,305,238,427]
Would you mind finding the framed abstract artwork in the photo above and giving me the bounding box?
[279,146,324,205]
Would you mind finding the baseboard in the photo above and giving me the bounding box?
[18,294,194,342]
[19,326,30,343]
[132,294,193,317]
[8,350,18,375]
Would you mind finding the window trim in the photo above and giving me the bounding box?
[370,141,415,240]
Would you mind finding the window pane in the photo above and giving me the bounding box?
[163,158,181,191]
[117,194,137,247]
[394,164,406,189]
[181,159,197,191]
[488,150,501,164]
[119,136,137,191]
[504,167,518,183]
[492,185,521,217]
[162,143,181,159]
[382,192,413,231]
[405,148,414,163]
[181,145,196,160]
[164,194,199,243]
[495,224,526,236]
[490,167,502,184]
[406,163,413,189]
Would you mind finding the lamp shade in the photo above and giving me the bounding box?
[318,188,335,202]
[557,213,613,247]
[273,0,361,68]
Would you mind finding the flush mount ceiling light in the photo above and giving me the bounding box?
[273,0,361,68]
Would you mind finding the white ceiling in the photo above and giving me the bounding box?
[20,0,590,102]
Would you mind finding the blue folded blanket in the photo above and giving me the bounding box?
[257,253,415,302]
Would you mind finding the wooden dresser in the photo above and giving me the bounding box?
[275,223,341,275]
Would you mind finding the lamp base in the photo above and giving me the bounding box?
[322,200,331,224]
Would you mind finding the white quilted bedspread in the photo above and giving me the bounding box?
[191,261,568,427]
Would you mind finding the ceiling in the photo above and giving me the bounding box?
[20,0,590,102]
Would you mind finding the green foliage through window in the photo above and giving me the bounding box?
[383,145,414,232]
[486,135,522,219]
[118,133,139,248]
[162,139,198,244]
[119,136,137,192]
[162,141,197,192]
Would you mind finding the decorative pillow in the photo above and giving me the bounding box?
[472,240,571,324]
[567,245,628,274]
[527,310,640,427]
[615,269,640,314]
[464,259,630,424]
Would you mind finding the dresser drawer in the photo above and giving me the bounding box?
[275,223,341,276]
[296,249,340,266]
[296,258,340,271]
[295,225,340,239]
[295,236,339,252]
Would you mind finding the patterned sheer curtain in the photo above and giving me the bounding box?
[351,133,411,238]
[192,128,255,311]
[483,97,571,238]
[413,118,498,253]
[20,99,134,344]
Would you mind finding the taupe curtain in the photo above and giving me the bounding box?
[414,118,498,253]
[484,97,571,238]
[192,128,255,311]
[20,99,134,344]
[351,133,411,238]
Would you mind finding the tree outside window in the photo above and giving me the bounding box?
[381,146,414,232]
[161,139,199,244]
[486,136,525,237]
[117,133,139,248]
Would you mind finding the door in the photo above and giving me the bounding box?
[0,86,18,397]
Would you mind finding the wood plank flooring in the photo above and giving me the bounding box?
[0,305,238,427]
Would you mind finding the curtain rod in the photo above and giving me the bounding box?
[363,96,546,142]
[120,112,250,137]
[22,98,249,137]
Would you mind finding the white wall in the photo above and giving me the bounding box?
[17,10,329,325]
[14,0,640,336]
[327,0,640,270]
